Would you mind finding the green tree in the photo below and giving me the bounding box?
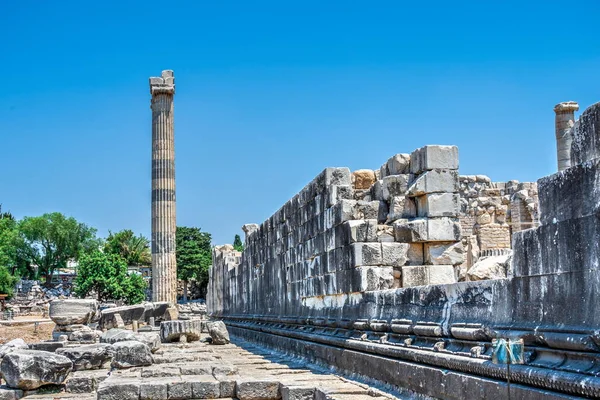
[233,234,244,252]
[104,230,151,266]
[0,213,19,271]
[176,226,212,301]
[17,213,100,285]
[0,266,17,298]
[74,250,146,304]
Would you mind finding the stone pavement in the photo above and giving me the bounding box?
[17,334,407,400]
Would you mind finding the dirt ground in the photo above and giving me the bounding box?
[0,317,55,344]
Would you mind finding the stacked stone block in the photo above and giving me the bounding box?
[386,145,462,287]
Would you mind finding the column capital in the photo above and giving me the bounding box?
[554,101,579,114]
[149,70,175,95]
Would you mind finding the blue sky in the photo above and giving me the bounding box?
[1,1,599,246]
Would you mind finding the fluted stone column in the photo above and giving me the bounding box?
[150,70,177,304]
[554,101,579,172]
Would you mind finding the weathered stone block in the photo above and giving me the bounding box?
[140,380,168,400]
[407,170,458,197]
[394,218,461,242]
[0,350,72,390]
[409,145,459,174]
[0,339,27,358]
[281,385,315,400]
[0,386,23,400]
[406,243,424,265]
[425,242,465,266]
[49,299,97,326]
[380,153,411,177]
[236,380,280,400]
[416,193,460,217]
[467,254,511,281]
[386,196,416,222]
[160,320,202,343]
[355,266,394,291]
[381,174,411,200]
[189,376,221,399]
[401,265,456,287]
[100,328,135,344]
[345,219,377,243]
[381,243,409,267]
[352,169,376,189]
[350,243,382,266]
[56,343,113,371]
[167,379,192,399]
[97,379,140,400]
[207,320,230,345]
[111,340,153,369]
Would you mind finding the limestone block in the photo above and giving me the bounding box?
[133,332,161,353]
[467,254,511,281]
[97,379,140,400]
[352,169,376,189]
[49,299,97,326]
[68,325,102,343]
[189,376,221,399]
[281,385,315,400]
[381,174,411,200]
[371,180,383,201]
[167,379,192,399]
[425,242,465,266]
[160,320,202,343]
[0,339,27,358]
[407,243,424,265]
[345,219,377,243]
[56,344,113,371]
[324,167,351,187]
[376,225,395,242]
[416,193,460,217]
[407,170,458,197]
[380,153,411,177]
[236,380,281,400]
[410,145,459,174]
[387,196,416,222]
[140,379,168,399]
[355,266,394,291]
[207,320,230,345]
[0,386,23,400]
[0,350,73,390]
[393,218,461,242]
[326,185,353,206]
[111,340,153,369]
[100,328,135,344]
[381,243,410,267]
[350,243,382,266]
[401,265,456,287]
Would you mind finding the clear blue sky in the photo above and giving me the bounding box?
[1,1,599,246]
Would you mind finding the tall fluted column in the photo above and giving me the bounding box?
[150,70,177,304]
[554,101,579,172]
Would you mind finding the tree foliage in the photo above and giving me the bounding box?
[0,213,19,272]
[104,229,151,266]
[0,266,17,298]
[74,250,146,304]
[17,213,99,284]
[176,226,212,289]
[233,234,244,252]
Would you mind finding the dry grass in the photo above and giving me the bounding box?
[0,319,55,344]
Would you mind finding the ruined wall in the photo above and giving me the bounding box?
[208,145,465,317]
[208,113,600,397]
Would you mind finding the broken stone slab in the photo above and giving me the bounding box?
[64,370,108,394]
[100,328,136,344]
[236,379,281,400]
[380,153,410,178]
[110,340,153,369]
[401,265,457,287]
[393,217,461,243]
[407,170,458,197]
[132,332,161,353]
[409,145,459,174]
[0,350,73,390]
[0,339,28,359]
[425,242,465,266]
[160,320,202,343]
[207,321,231,345]
[416,193,460,218]
[467,254,511,281]
[99,304,146,329]
[56,343,113,371]
[68,326,102,343]
[49,299,98,326]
